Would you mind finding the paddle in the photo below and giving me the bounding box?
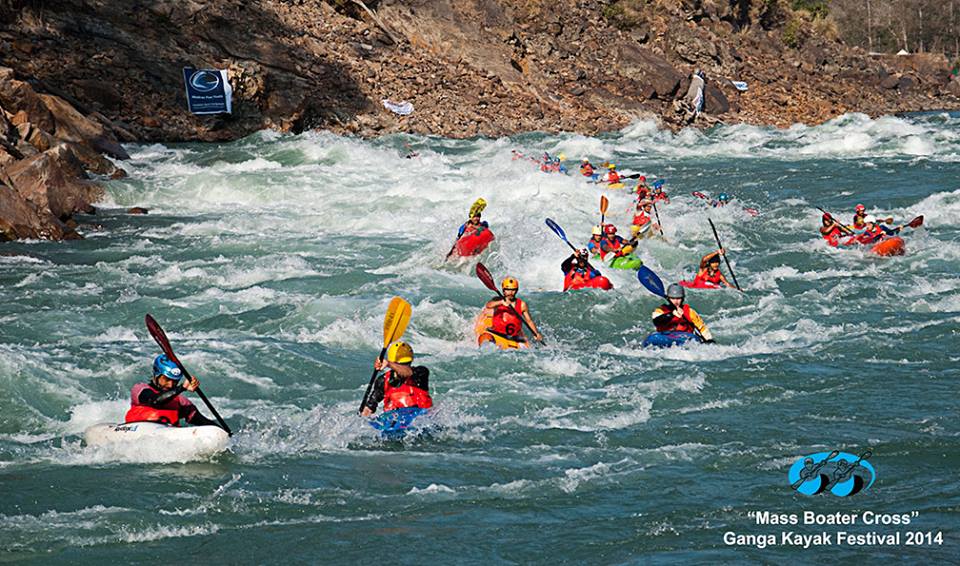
[707,218,742,291]
[144,314,232,436]
[791,450,841,490]
[359,297,412,414]
[651,200,665,237]
[475,262,543,344]
[600,195,609,227]
[636,266,706,341]
[905,215,924,229]
[831,449,873,484]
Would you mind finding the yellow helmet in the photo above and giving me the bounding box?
[557,153,566,161]
[386,341,413,364]
[591,225,602,236]
[501,276,519,290]
[607,163,616,169]
[468,198,487,218]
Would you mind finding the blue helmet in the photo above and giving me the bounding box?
[152,354,183,382]
[718,192,729,201]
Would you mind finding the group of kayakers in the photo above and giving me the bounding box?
[819,203,907,247]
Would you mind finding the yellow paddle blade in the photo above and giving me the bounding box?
[468,198,487,218]
[382,296,412,348]
[600,195,609,215]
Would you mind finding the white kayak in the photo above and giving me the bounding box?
[84,422,229,459]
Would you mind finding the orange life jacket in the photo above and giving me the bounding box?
[124,405,180,425]
[382,369,433,411]
[822,225,843,246]
[607,171,620,183]
[695,269,722,285]
[655,304,694,333]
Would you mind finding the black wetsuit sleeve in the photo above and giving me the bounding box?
[137,385,185,407]
[410,366,429,390]
[363,374,386,412]
[653,312,674,327]
[185,411,218,427]
[560,255,575,274]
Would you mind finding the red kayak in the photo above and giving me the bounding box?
[563,272,613,291]
[680,279,720,289]
[870,236,905,256]
[454,229,495,257]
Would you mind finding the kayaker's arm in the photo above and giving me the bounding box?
[686,308,714,342]
[185,410,218,427]
[519,303,543,343]
[361,374,386,415]
[138,385,186,407]
[560,255,576,274]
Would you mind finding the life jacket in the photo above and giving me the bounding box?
[563,268,593,291]
[654,304,694,333]
[581,164,593,176]
[490,299,526,339]
[125,383,182,425]
[856,225,884,245]
[821,225,843,247]
[653,191,668,202]
[607,170,620,184]
[635,187,649,199]
[695,269,722,285]
[632,212,650,226]
[601,236,623,255]
[382,369,433,411]
[587,238,603,254]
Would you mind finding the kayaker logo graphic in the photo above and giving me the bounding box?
[788,449,875,497]
[189,70,222,92]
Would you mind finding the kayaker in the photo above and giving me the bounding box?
[693,249,734,288]
[125,354,218,426]
[361,341,433,416]
[711,193,729,207]
[632,200,657,234]
[603,163,621,185]
[651,284,714,342]
[561,249,602,290]
[650,183,669,204]
[580,159,595,177]
[587,225,604,254]
[819,212,846,246]
[482,277,543,343]
[848,215,897,245]
[599,224,632,257]
[635,176,649,200]
[851,204,867,229]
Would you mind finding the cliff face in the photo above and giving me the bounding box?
[0,0,958,146]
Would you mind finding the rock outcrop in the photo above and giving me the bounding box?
[1,66,127,241]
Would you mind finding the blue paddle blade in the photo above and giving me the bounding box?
[544,218,568,242]
[637,265,666,298]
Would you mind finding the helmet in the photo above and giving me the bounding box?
[501,276,519,290]
[582,158,590,163]
[604,224,617,235]
[666,283,685,299]
[558,153,566,161]
[822,212,832,222]
[855,204,866,212]
[718,193,729,201]
[863,215,877,224]
[386,341,414,364]
[152,354,183,382]
[607,163,616,169]
[639,176,646,182]
[591,225,602,236]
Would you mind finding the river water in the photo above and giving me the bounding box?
[1,112,959,562]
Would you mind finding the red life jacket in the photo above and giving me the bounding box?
[633,212,650,226]
[608,171,620,183]
[563,269,591,291]
[490,298,526,338]
[821,226,843,247]
[581,165,593,176]
[856,225,883,245]
[124,405,180,425]
[382,370,433,411]
[655,304,694,333]
[601,237,623,255]
[695,269,722,285]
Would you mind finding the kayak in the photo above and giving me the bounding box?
[83,422,229,457]
[475,313,528,350]
[870,236,905,256]
[369,407,431,440]
[564,273,613,291]
[606,182,625,190]
[680,279,721,289]
[641,331,703,348]
[454,228,495,257]
[609,255,643,270]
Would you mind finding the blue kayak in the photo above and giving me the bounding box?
[641,331,702,348]
[368,407,431,440]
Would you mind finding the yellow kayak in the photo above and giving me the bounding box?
[475,313,527,350]
[606,182,625,190]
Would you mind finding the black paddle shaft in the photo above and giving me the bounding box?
[708,218,741,291]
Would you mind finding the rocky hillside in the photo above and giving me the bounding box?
[2,0,960,240]
[1,0,958,143]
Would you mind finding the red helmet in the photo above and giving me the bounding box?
[603,224,617,235]
[855,204,865,212]
[639,176,646,182]
[822,213,832,221]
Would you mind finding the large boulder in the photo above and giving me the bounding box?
[617,43,684,99]
[39,94,129,160]
[3,144,103,220]
[0,67,55,132]
[0,180,76,241]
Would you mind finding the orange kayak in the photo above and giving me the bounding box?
[474,313,527,350]
[870,236,905,257]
